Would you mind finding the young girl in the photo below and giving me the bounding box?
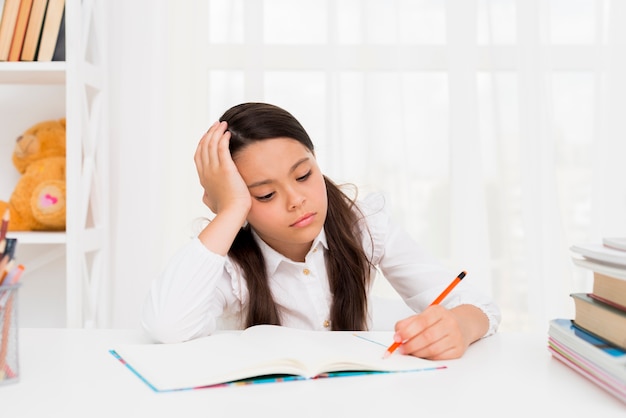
[142,102,501,360]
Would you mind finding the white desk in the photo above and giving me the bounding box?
[1,329,624,417]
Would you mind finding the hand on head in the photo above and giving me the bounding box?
[194,121,252,216]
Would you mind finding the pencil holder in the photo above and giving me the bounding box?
[0,284,20,386]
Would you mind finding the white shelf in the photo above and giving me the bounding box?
[0,0,109,329]
[0,62,66,84]
[5,231,67,244]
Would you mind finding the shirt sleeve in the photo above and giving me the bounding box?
[141,238,246,343]
[359,193,501,338]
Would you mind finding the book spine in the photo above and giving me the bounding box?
[7,0,33,61]
[20,0,48,61]
[35,0,62,61]
[0,0,21,61]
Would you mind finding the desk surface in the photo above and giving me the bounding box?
[1,328,625,417]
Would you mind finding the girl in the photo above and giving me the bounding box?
[142,102,501,360]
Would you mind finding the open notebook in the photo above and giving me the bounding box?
[110,325,446,392]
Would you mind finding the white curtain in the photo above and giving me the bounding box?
[108,0,626,331]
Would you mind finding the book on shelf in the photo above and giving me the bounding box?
[603,237,626,252]
[49,4,62,61]
[34,0,62,61]
[7,0,33,61]
[548,318,626,404]
[0,0,21,61]
[570,293,626,350]
[19,0,47,61]
[110,324,445,392]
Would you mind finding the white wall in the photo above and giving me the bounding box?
[106,1,170,328]
[98,1,626,332]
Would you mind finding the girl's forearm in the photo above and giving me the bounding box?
[198,208,249,256]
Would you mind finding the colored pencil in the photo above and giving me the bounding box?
[0,295,15,378]
[3,239,17,261]
[0,208,19,383]
[383,270,467,358]
[3,264,24,286]
[0,255,9,286]
[0,209,8,242]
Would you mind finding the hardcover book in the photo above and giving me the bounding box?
[19,0,47,61]
[570,293,626,350]
[0,0,21,61]
[591,272,626,311]
[50,6,62,60]
[35,0,62,61]
[7,0,34,61]
[571,257,626,309]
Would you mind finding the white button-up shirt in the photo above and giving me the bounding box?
[142,194,501,343]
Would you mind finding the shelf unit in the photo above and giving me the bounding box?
[0,0,109,328]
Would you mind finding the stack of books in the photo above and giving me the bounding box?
[548,237,626,404]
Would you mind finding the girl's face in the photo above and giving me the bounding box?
[233,137,328,262]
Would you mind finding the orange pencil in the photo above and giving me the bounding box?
[383,270,467,358]
[6,264,24,285]
[0,259,14,285]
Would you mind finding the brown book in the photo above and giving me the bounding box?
[7,0,33,61]
[0,0,21,61]
[35,0,62,61]
[591,271,626,310]
[19,0,46,61]
[571,292,626,350]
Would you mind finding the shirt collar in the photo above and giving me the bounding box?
[250,228,328,275]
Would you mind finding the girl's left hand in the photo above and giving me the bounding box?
[392,305,479,360]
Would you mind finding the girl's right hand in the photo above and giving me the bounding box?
[194,121,252,217]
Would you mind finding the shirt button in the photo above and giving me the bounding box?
[312,248,318,253]
[303,268,310,275]
[323,320,330,328]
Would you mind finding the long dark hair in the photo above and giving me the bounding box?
[221,103,372,330]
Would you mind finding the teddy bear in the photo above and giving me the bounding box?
[0,118,67,231]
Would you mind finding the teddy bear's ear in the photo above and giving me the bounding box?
[13,133,39,174]
[12,119,66,174]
